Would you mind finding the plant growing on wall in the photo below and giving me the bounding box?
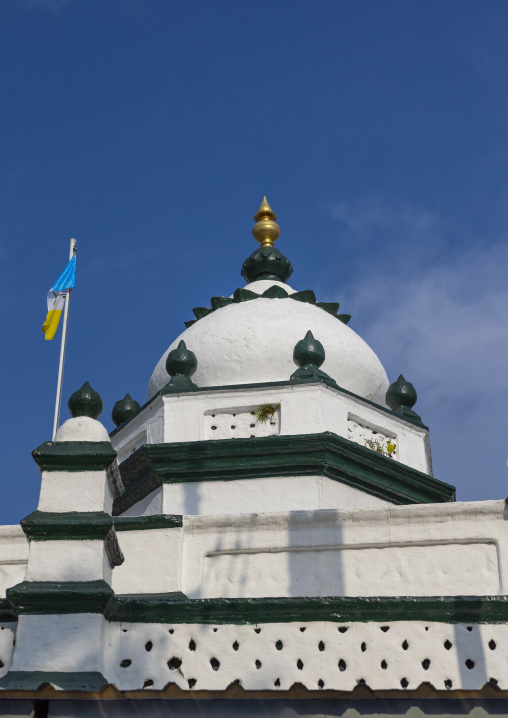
[251,403,281,424]
[364,438,397,459]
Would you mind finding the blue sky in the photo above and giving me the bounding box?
[1,0,508,523]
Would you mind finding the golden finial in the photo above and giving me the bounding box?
[252,196,280,247]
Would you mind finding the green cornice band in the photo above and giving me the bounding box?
[0,671,107,691]
[4,586,508,624]
[105,593,508,625]
[113,514,183,531]
[21,511,113,541]
[7,581,113,615]
[114,432,455,515]
[32,442,117,472]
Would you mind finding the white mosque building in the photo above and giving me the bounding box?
[0,199,506,717]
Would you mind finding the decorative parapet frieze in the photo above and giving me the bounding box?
[101,615,508,693]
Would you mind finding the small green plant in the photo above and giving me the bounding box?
[251,403,281,424]
[364,438,396,458]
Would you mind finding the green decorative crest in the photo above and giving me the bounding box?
[68,381,103,420]
[112,393,141,427]
[262,285,289,298]
[163,340,198,393]
[241,246,293,284]
[290,330,335,385]
[386,374,424,427]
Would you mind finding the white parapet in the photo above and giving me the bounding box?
[112,382,431,475]
[102,619,507,693]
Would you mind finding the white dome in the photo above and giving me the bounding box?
[148,280,389,405]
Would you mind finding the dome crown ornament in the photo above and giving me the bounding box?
[252,196,280,248]
[68,381,103,420]
[242,196,293,284]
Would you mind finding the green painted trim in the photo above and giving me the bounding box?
[316,301,340,315]
[113,514,183,530]
[110,378,428,438]
[291,289,316,303]
[0,671,108,691]
[262,285,289,298]
[192,306,212,319]
[0,598,18,622]
[113,432,454,515]
[211,296,234,309]
[21,511,113,540]
[7,581,113,615]
[105,593,508,625]
[184,284,350,330]
[32,442,117,472]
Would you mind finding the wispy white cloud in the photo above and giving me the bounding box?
[324,197,508,499]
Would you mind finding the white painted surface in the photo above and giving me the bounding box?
[25,540,112,583]
[10,614,104,672]
[147,297,389,404]
[38,471,114,513]
[0,526,28,598]
[0,623,16,679]
[160,476,388,518]
[121,487,164,517]
[54,417,110,443]
[203,405,280,440]
[181,501,508,599]
[347,416,397,460]
[112,528,182,595]
[102,620,508,692]
[200,542,498,598]
[112,382,432,478]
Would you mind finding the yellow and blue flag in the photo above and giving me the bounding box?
[42,255,76,340]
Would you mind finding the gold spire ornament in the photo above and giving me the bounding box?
[252,196,281,248]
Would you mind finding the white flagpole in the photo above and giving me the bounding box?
[52,238,77,440]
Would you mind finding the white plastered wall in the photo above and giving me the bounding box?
[10,614,104,673]
[108,500,508,598]
[159,476,388,517]
[181,500,508,600]
[112,528,182,595]
[0,526,28,598]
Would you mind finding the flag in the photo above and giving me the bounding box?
[42,255,76,340]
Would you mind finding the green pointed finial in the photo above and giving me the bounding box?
[293,330,325,369]
[290,331,335,385]
[162,340,198,393]
[386,375,424,426]
[112,393,141,427]
[68,381,103,419]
